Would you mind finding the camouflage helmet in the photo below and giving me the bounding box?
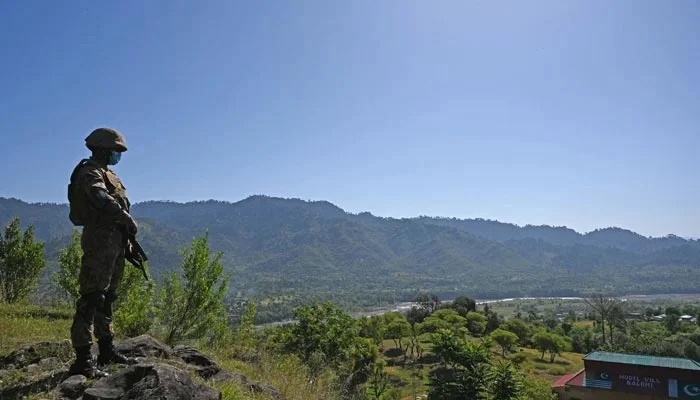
[85,127,128,152]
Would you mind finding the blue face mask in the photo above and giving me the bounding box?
[108,151,122,166]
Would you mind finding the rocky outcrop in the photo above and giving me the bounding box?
[173,345,282,399]
[114,335,174,359]
[0,335,283,400]
[82,364,220,400]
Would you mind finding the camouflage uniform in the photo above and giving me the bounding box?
[67,127,136,377]
[70,164,130,347]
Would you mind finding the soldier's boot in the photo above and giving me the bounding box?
[97,338,135,366]
[68,345,109,378]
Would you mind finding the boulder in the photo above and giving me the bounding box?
[82,363,220,400]
[58,374,87,399]
[114,335,174,359]
[173,346,217,367]
[0,340,72,369]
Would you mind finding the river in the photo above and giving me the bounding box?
[256,293,700,328]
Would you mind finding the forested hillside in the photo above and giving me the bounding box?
[2,195,700,322]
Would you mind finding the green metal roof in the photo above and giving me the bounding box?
[584,351,700,371]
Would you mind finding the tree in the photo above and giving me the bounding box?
[466,312,487,336]
[51,230,153,336]
[428,329,492,399]
[665,307,681,334]
[584,294,617,344]
[384,312,411,351]
[451,296,476,317]
[52,229,82,305]
[569,324,596,354]
[422,309,466,333]
[532,332,568,363]
[488,361,522,400]
[486,311,501,334]
[490,329,519,356]
[521,375,558,400]
[415,292,440,314]
[0,218,46,303]
[608,303,627,343]
[359,316,386,347]
[156,232,229,345]
[279,302,381,393]
[501,318,531,346]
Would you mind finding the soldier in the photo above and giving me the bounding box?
[66,127,139,377]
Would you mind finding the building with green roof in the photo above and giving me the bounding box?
[553,351,700,400]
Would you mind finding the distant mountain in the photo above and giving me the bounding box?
[2,195,700,321]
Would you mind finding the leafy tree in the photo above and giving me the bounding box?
[365,359,393,400]
[569,324,596,354]
[156,232,229,345]
[233,300,257,356]
[665,307,682,334]
[520,375,557,400]
[279,302,380,393]
[501,318,531,345]
[52,229,82,305]
[422,309,466,333]
[466,312,487,336]
[490,329,519,356]
[406,305,429,325]
[428,329,492,399]
[359,316,386,347]
[406,305,428,357]
[487,361,522,400]
[415,292,440,314]
[532,332,568,363]
[608,303,627,343]
[384,312,411,350]
[0,217,46,303]
[451,295,477,317]
[486,311,501,334]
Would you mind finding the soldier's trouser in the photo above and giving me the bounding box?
[70,226,125,348]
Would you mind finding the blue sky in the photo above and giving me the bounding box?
[0,1,698,237]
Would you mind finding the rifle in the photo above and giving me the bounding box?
[126,234,150,281]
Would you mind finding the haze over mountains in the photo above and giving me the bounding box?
[2,195,700,318]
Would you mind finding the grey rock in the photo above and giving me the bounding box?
[0,369,69,399]
[58,374,87,399]
[83,387,123,400]
[250,382,282,400]
[24,363,40,373]
[83,363,220,400]
[1,340,72,369]
[113,335,174,359]
[174,346,216,367]
[39,357,61,369]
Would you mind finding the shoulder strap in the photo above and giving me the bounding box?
[70,159,99,184]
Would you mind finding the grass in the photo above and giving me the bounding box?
[0,302,73,356]
[208,347,342,400]
[1,302,329,400]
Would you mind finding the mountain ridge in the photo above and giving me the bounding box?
[2,195,699,322]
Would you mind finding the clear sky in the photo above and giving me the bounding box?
[0,1,698,238]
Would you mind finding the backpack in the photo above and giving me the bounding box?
[67,159,97,226]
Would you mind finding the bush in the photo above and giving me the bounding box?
[156,232,229,345]
[52,229,82,305]
[0,218,45,303]
[114,261,154,337]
